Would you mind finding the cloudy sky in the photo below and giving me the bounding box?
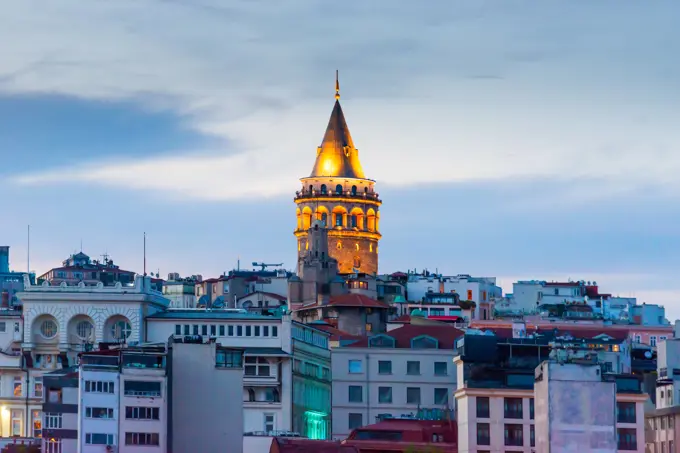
[1,1,679,317]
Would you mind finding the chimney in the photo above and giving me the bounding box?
[0,246,9,274]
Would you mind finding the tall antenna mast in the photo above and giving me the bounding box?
[27,225,30,274]
[143,232,147,276]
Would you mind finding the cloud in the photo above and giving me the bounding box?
[3,1,680,200]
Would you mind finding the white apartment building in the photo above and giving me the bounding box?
[78,347,167,453]
[330,324,461,439]
[145,310,292,434]
[646,338,680,452]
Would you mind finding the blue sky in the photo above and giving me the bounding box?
[1,1,680,317]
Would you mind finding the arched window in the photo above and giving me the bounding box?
[337,241,342,250]
[411,335,439,349]
[351,185,357,196]
[335,213,343,227]
[353,256,361,269]
[320,184,327,195]
[369,244,373,252]
[355,243,360,251]
[351,215,357,228]
[335,184,343,194]
[369,335,396,348]
[321,212,328,225]
[309,185,313,193]
[364,187,368,193]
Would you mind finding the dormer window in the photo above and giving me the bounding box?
[369,335,396,348]
[411,335,438,349]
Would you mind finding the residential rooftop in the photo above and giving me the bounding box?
[147,309,284,320]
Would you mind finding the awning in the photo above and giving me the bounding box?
[243,348,289,357]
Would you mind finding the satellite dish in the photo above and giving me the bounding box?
[644,351,653,359]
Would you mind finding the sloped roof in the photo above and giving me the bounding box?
[346,324,464,349]
[269,437,358,453]
[297,294,389,310]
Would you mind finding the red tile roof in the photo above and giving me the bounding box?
[389,314,411,323]
[269,438,359,453]
[298,294,390,310]
[346,324,464,349]
[344,419,457,452]
[308,323,362,342]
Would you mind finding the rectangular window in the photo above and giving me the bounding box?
[191,324,198,335]
[11,410,22,436]
[246,325,252,336]
[264,413,275,432]
[228,325,234,336]
[216,349,243,368]
[378,386,392,404]
[85,433,115,445]
[273,326,278,337]
[44,439,61,453]
[219,325,225,336]
[183,324,190,335]
[477,397,490,418]
[530,424,535,447]
[504,397,523,419]
[617,402,636,423]
[175,324,181,335]
[254,325,261,336]
[348,359,363,374]
[125,407,160,420]
[237,325,243,336]
[651,336,657,347]
[348,385,363,403]
[85,407,114,419]
[201,324,208,335]
[34,377,43,398]
[378,360,392,374]
[210,325,216,336]
[245,357,271,377]
[504,424,524,446]
[0,322,5,332]
[263,326,269,336]
[125,432,159,446]
[348,413,363,430]
[407,361,420,375]
[467,289,473,300]
[477,423,490,446]
[530,398,534,420]
[434,388,448,405]
[434,361,447,376]
[406,387,421,405]
[617,428,637,450]
[124,381,161,397]
[85,380,115,394]
[44,412,62,429]
[13,376,22,397]
[32,410,41,438]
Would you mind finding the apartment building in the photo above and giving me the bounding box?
[454,334,646,453]
[42,367,79,453]
[145,310,293,434]
[646,338,680,452]
[78,346,167,453]
[168,335,244,453]
[330,324,462,439]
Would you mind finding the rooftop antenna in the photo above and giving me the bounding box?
[80,238,83,252]
[143,232,147,276]
[27,225,30,274]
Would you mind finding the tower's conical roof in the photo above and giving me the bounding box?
[309,74,365,179]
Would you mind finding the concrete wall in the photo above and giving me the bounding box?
[170,342,243,453]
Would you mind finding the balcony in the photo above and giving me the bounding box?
[294,189,381,202]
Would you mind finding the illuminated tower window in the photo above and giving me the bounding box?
[351,185,357,196]
[353,256,361,268]
[335,184,343,194]
[351,215,357,228]
[320,184,327,195]
[337,241,342,250]
[305,241,309,250]
[321,212,328,225]
[369,244,373,252]
[355,243,360,251]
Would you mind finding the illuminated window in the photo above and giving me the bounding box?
[321,212,328,225]
[353,257,361,268]
[467,290,473,300]
[337,242,342,250]
[320,184,327,194]
[351,215,357,228]
[355,243,360,251]
[305,241,309,250]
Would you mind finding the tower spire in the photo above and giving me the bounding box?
[335,70,340,100]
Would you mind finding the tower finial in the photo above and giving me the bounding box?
[335,70,340,100]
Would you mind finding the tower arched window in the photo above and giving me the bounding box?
[351,215,357,228]
[335,213,343,227]
[309,185,313,193]
[320,184,327,195]
[355,243,360,251]
[321,212,328,225]
[351,185,357,196]
[337,241,342,250]
[353,256,361,269]
[335,184,343,195]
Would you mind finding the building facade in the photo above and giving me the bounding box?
[293,75,382,275]
[330,325,462,439]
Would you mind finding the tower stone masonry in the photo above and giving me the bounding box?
[294,74,382,275]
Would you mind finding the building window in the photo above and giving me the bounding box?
[126,407,160,420]
[504,424,524,446]
[477,397,490,418]
[111,320,132,340]
[183,324,190,335]
[124,381,161,397]
[175,324,181,335]
[201,325,208,335]
[13,376,22,397]
[237,326,243,336]
[617,428,637,450]
[85,380,114,393]
[76,321,94,340]
[34,377,43,398]
[216,349,243,368]
[348,413,363,430]
[335,184,343,194]
[10,409,22,436]
[651,336,657,347]
[348,385,363,403]
[351,185,357,195]
[406,387,421,405]
[466,290,473,300]
[348,360,363,374]
[47,388,62,403]
[617,402,636,423]
[504,397,523,419]
[40,320,57,339]
[245,357,271,377]
[378,360,392,374]
[529,398,534,420]
[378,387,392,404]
[434,361,447,376]
[272,326,278,337]
[32,410,41,438]
[434,388,448,405]
[125,433,159,446]
[219,325,225,336]
[336,215,343,227]
[264,413,276,432]
[85,407,114,419]
[245,325,252,336]
[228,325,234,336]
[406,361,420,375]
[254,325,260,336]
[44,439,61,453]
[320,184,327,194]
[477,423,490,445]
[44,413,62,429]
[263,325,269,336]
[530,424,535,447]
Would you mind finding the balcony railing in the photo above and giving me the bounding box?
[295,189,380,201]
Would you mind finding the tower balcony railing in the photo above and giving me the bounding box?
[295,189,381,201]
